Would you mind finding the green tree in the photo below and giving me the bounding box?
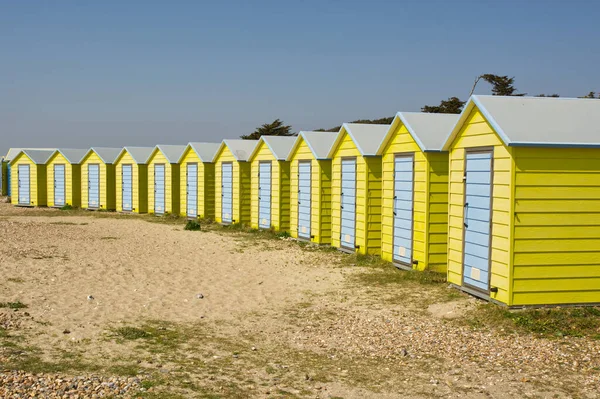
[580,91,598,99]
[315,116,394,132]
[421,97,465,114]
[536,94,560,97]
[469,74,525,96]
[241,119,295,140]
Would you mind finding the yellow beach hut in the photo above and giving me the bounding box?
[80,147,121,211]
[376,113,459,272]
[46,149,88,208]
[9,149,55,206]
[213,139,259,225]
[3,148,54,197]
[178,142,221,219]
[146,145,186,216]
[443,95,600,307]
[248,136,296,231]
[327,123,389,255]
[287,131,337,244]
[114,147,153,213]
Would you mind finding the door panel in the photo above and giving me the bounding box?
[154,164,165,214]
[462,151,493,292]
[122,164,133,212]
[88,164,100,208]
[297,161,311,239]
[186,163,198,218]
[340,158,356,249]
[221,163,233,223]
[18,165,30,205]
[258,162,272,229]
[393,155,414,265]
[54,164,66,207]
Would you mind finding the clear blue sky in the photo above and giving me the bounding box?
[1,0,599,155]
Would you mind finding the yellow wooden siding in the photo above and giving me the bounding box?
[10,154,46,206]
[250,143,280,229]
[279,161,291,231]
[239,162,252,224]
[426,152,449,272]
[179,149,209,218]
[81,152,111,210]
[331,133,369,253]
[446,109,513,305]
[148,151,172,214]
[380,124,427,267]
[511,147,600,305]
[318,160,333,244]
[365,157,382,255]
[46,153,74,207]
[137,164,148,214]
[203,163,215,219]
[214,146,251,224]
[115,152,141,213]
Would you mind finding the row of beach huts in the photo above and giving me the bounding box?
[2,95,600,308]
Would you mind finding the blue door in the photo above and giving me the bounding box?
[7,164,12,197]
[340,158,356,250]
[298,161,312,240]
[88,164,100,208]
[221,163,233,223]
[122,164,133,212]
[462,151,493,292]
[18,164,30,205]
[258,162,272,229]
[186,163,198,218]
[393,154,414,266]
[54,164,66,207]
[154,164,165,215]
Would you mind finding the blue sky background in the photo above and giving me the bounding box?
[1,0,599,155]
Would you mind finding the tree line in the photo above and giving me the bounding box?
[241,75,598,139]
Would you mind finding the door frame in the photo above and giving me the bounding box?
[54,163,67,208]
[17,164,31,206]
[154,163,166,215]
[460,147,495,296]
[297,160,312,241]
[221,161,233,224]
[258,160,272,230]
[121,163,134,212]
[186,162,198,219]
[87,163,100,209]
[339,156,358,252]
[392,152,415,270]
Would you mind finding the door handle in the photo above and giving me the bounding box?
[393,195,397,216]
[464,202,469,228]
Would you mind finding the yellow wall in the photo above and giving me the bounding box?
[330,132,382,255]
[179,148,215,219]
[10,153,46,206]
[214,145,251,224]
[447,109,513,305]
[288,138,333,244]
[46,153,80,208]
[249,142,291,231]
[147,150,179,215]
[81,151,115,210]
[115,151,148,214]
[511,146,600,305]
[380,124,448,271]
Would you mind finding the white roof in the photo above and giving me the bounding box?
[443,95,600,150]
[85,147,122,164]
[287,131,337,160]
[117,147,154,164]
[327,123,390,157]
[152,145,187,163]
[179,142,221,163]
[54,148,89,164]
[214,139,259,162]
[377,112,460,154]
[10,149,56,164]
[249,136,297,161]
[5,148,55,161]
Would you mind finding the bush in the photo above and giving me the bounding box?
[184,220,201,231]
[276,231,291,239]
[59,204,74,211]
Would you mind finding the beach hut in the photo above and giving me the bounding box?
[146,145,186,216]
[1,156,6,196]
[287,131,337,244]
[178,142,221,219]
[114,147,153,213]
[327,123,389,255]
[3,148,54,197]
[9,149,55,206]
[46,149,88,208]
[213,139,259,225]
[80,147,121,210]
[248,136,296,231]
[376,113,459,272]
[443,95,600,307]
